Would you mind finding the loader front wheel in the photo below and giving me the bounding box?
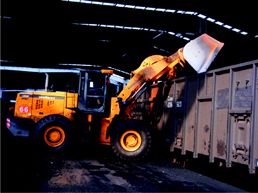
[111,120,152,161]
[120,130,142,152]
[33,115,72,153]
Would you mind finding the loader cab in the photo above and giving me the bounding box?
[78,69,129,114]
[78,70,108,113]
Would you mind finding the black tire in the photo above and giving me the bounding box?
[32,115,72,153]
[111,120,152,161]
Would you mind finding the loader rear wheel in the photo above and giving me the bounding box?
[44,126,66,148]
[33,115,72,152]
[111,120,152,161]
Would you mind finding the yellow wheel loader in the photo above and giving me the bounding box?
[6,34,224,160]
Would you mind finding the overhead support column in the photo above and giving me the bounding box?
[45,73,49,91]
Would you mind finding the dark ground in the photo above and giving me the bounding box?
[1,127,258,193]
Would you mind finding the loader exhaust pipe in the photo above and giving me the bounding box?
[183,33,224,73]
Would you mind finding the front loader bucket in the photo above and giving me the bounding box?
[183,33,224,73]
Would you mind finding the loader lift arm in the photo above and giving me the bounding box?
[100,50,186,144]
[117,33,224,104]
[100,33,224,145]
[117,49,185,103]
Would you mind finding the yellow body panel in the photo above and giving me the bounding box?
[14,92,34,119]
[15,91,78,123]
[100,97,120,144]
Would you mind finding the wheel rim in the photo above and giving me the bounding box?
[44,126,65,147]
[120,130,142,152]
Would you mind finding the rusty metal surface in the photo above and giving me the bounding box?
[180,60,257,174]
[145,59,258,174]
[184,78,198,153]
[197,100,212,156]
[170,80,186,150]
[253,64,258,173]
[214,72,230,160]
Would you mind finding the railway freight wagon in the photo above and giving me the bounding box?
[134,59,258,174]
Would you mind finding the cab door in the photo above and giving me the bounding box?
[78,71,107,113]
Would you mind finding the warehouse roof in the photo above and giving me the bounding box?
[1,0,258,72]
